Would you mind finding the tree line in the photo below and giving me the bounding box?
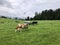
[0,8,60,20]
[33,8,60,20]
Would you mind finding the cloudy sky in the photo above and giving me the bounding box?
[0,0,60,18]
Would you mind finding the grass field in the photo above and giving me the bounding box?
[0,18,60,45]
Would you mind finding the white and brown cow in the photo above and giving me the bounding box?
[15,23,28,32]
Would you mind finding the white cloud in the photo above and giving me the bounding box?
[0,0,60,18]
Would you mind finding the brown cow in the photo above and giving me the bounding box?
[15,23,28,32]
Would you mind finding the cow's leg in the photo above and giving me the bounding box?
[18,28,20,32]
[15,28,20,32]
[15,29,17,32]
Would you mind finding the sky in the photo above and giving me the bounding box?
[0,0,60,18]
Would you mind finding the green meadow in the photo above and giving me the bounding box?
[0,18,60,45]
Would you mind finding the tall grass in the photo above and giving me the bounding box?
[0,18,60,45]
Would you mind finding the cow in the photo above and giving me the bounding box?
[24,21,38,25]
[15,23,28,32]
[31,21,38,25]
[24,21,32,25]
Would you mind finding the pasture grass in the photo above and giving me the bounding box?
[0,18,60,45]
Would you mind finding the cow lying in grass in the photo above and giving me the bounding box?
[15,23,28,32]
[24,21,38,25]
[24,21,31,25]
